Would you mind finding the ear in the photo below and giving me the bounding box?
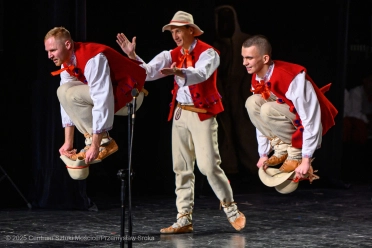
[263,55,270,64]
[65,39,72,50]
[189,27,194,35]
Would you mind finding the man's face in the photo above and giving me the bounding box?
[241,45,266,77]
[170,26,194,49]
[44,37,71,66]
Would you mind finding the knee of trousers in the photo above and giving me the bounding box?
[260,103,275,122]
[56,84,71,102]
[245,94,264,114]
[198,164,223,178]
[64,86,87,105]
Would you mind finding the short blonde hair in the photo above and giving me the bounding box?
[44,27,72,43]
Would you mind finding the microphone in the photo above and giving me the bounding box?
[131,88,139,98]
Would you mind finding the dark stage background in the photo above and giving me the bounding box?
[2,0,371,209]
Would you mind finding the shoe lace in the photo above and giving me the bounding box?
[175,213,191,227]
[221,202,240,222]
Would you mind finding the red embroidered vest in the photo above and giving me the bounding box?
[53,42,146,113]
[251,60,338,148]
[168,40,223,121]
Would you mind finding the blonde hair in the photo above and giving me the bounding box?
[44,27,72,43]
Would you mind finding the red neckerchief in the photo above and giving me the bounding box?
[251,80,270,100]
[177,49,193,68]
[250,62,274,100]
[51,63,87,84]
[50,52,88,84]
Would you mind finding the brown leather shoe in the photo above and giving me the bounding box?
[280,160,320,183]
[67,139,118,164]
[160,224,193,234]
[66,146,99,163]
[97,139,118,160]
[228,211,246,231]
[264,153,288,166]
[279,159,300,172]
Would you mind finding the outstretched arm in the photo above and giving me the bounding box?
[116,33,137,59]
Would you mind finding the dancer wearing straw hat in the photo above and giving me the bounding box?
[117,10,246,234]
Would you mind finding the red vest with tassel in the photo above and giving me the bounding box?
[251,60,338,148]
[168,40,223,121]
[51,42,146,113]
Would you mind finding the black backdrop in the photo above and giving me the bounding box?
[2,0,367,209]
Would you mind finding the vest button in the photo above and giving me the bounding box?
[193,93,200,98]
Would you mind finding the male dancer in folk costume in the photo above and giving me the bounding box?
[117,11,246,233]
[243,35,338,181]
[44,27,146,173]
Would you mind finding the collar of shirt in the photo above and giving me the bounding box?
[255,61,275,82]
[69,51,76,66]
[182,39,197,55]
[62,52,76,70]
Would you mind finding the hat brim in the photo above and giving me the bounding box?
[115,91,145,116]
[66,167,89,180]
[275,174,299,194]
[162,23,204,36]
[258,167,295,187]
[60,156,90,180]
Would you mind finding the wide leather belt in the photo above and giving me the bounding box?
[177,103,207,114]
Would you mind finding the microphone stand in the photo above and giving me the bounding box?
[117,88,139,248]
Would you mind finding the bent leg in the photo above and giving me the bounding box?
[245,94,275,137]
[57,81,93,135]
[189,113,233,203]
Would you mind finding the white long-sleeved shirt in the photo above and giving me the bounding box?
[59,53,114,134]
[255,63,322,158]
[134,39,220,103]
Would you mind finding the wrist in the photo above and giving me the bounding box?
[129,52,137,60]
[173,66,178,75]
[301,157,311,163]
[260,153,268,158]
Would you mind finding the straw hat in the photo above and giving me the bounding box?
[162,11,204,36]
[258,167,311,194]
[60,155,90,180]
[275,172,299,194]
[258,167,295,187]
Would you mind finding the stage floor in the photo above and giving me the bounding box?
[1,182,371,247]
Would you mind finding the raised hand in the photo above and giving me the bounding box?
[116,33,137,59]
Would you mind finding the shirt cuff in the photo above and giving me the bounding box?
[302,154,312,158]
[62,123,74,128]
[93,126,112,134]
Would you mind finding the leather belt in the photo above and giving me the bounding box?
[177,103,207,114]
